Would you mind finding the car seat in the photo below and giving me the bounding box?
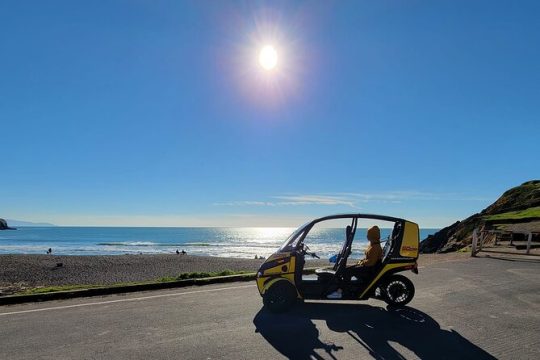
[315,225,353,281]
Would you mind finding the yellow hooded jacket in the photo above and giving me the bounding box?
[357,242,383,267]
[357,225,383,267]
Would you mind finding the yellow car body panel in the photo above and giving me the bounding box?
[261,256,295,275]
[256,254,299,297]
[400,221,420,258]
[257,276,296,296]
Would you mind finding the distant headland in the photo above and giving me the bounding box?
[0,218,16,230]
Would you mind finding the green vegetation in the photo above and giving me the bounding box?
[484,206,540,221]
[17,284,111,295]
[16,281,167,295]
[159,269,251,282]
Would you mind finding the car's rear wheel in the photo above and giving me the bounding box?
[381,275,415,306]
[263,280,297,313]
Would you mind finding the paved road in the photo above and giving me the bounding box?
[1,256,539,359]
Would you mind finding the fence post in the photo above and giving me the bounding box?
[479,231,484,252]
[472,228,478,257]
[527,232,532,255]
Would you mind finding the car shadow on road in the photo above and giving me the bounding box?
[253,302,496,359]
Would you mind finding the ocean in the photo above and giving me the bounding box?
[0,227,439,259]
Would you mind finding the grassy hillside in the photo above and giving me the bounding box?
[420,180,540,253]
[484,206,540,221]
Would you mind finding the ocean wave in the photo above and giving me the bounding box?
[98,241,158,246]
[96,241,283,248]
[97,241,225,247]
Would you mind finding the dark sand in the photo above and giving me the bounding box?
[0,253,470,295]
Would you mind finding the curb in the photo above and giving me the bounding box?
[0,273,256,306]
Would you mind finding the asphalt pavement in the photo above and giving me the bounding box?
[1,255,539,359]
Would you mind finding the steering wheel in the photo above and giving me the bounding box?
[303,244,320,259]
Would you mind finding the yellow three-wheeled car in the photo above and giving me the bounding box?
[256,214,419,312]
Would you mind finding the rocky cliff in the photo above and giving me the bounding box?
[420,180,540,253]
[0,218,16,230]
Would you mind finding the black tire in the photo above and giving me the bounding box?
[381,274,415,307]
[263,280,297,313]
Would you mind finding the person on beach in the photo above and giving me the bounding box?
[327,225,383,299]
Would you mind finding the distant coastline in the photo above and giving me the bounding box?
[5,219,56,227]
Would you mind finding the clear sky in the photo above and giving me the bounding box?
[1,1,539,228]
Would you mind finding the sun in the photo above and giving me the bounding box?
[259,45,278,70]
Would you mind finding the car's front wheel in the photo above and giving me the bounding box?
[263,280,297,313]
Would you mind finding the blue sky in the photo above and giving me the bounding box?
[1,0,539,227]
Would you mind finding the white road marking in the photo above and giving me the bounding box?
[0,284,256,317]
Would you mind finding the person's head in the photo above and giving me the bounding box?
[367,225,381,244]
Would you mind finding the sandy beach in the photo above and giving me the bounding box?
[0,253,470,295]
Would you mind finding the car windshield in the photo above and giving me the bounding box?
[278,222,310,252]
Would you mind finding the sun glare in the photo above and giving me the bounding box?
[259,45,278,70]
[231,18,302,107]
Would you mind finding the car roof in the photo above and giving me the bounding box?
[309,213,411,225]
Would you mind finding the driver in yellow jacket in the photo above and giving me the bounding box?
[356,226,383,267]
[327,225,383,299]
